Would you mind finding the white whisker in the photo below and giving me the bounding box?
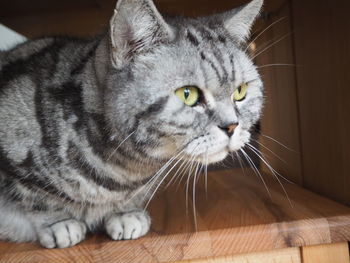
[143,150,187,209]
[124,149,185,205]
[233,151,246,175]
[164,159,189,189]
[247,143,293,207]
[185,165,192,216]
[241,148,271,197]
[261,134,297,152]
[175,159,193,191]
[175,144,201,191]
[257,63,296,69]
[185,153,200,216]
[251,32,293,60]
[252,138,287,164]
[204,150,208,199]
[245,17,286,52]
[246,143,294,185]
[192,161,201,231]
[170,143,202,189]
[107,131,136,161]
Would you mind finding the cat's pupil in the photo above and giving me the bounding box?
[238,86,242,93]
[184,88,190,100]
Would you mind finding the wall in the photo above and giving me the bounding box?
[253,0,303,185]
[292,0,350,205]
[0,24,26,51]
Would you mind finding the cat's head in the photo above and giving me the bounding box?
[105,0,264,164]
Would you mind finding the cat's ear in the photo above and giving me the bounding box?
[222,0,263,43]
[110,0,174,68]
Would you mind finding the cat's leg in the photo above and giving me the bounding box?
[104,210,151,240]
[0,200,37,243]
[0,200,87,248]
[35,218,87,248]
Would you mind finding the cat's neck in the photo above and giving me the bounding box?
[78,34,109,115]
[93,34,110,89]
[82,35,168,175]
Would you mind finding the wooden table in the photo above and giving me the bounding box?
[1,169,350,263]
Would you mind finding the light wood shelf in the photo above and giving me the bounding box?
[1,169,350,262]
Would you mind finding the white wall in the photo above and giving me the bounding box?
[0,24,27,51]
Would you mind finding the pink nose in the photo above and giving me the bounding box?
[219,123,238,137]
[227,124,238,135]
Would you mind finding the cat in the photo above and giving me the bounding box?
[0,0,264,248]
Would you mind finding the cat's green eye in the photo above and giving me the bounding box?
[232,83,248,102]
[175,86,200,106]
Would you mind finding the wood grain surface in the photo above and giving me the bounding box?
[0,169,350,263]
[254,0,303,185]
[292,0,350,205]
[301,242,350,263]
[173,247,302,263]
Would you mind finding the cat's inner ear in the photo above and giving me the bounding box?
[110,0,174,68]
[222,0,263,43]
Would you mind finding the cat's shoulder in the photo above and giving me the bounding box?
[2,36,91,63]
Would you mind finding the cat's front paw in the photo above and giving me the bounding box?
[37,219,87,248]
[105,210,151,240]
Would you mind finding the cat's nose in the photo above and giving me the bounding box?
[218,123,238,137]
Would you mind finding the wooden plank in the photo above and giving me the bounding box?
[302,242,350,263]
[253,0,303,184]
[292,0,350,204]
[173,247,301,263]
[0,169,350,262]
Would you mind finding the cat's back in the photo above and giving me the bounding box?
[0,36,94,84]
[0,35,96,111]
[0,38,57,144]
[0,36,95,161]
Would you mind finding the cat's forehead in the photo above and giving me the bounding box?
[141,40,250,94]
[176,19,234,47]
[174,34,251,91]
[173,21,246,68]
[136,19,254,97]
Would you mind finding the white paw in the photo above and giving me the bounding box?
[105,210,151,241]
[38,219,87,248]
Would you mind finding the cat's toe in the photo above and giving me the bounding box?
[37,229,56,249]
[38,219,87,248]
[105,210,151,240]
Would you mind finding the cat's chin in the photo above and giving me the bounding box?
[206,150,229,164]
[195,148,229,164]
[181,126,251,165]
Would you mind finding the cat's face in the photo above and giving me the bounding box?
[105,0,263,165]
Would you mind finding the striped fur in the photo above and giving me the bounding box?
[0,0,263,247]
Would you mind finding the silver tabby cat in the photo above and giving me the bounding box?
[0,0,263,248]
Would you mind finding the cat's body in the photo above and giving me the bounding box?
[0,0,264,248]
[0,35,149,243]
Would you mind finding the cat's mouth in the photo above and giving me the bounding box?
[182,126,251,165]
